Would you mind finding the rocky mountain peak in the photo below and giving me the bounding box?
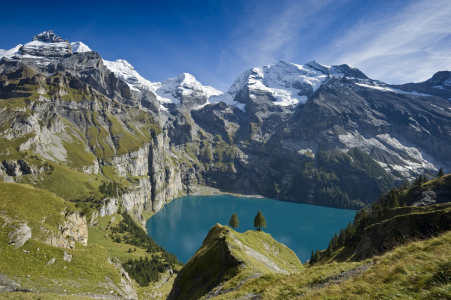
[151,72,222,109]
[429,71,451,87]
[32,30,65,43]
[305,60,331,74]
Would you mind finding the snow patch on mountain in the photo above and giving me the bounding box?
[103,59,222,109]
[208,93,246,111]
[0,44,23,59]
[70,42,92,53]
[0,38,71,66]
[103,59,153,92]
[151,73,222,105]
[32,30,64,43]
[219,60,346,108]
[356,83,432,96]
[338,132,442,180]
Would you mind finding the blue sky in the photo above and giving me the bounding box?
[1,0,450,91]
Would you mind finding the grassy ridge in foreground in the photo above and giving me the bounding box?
[209,230,451,299]
[168,224,303,300]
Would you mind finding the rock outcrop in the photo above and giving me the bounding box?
[46,211,88,249]
[354,203,451,260]
[2,30,451,216]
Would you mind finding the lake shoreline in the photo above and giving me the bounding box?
[146,185,358,221]
[145,194,358,263]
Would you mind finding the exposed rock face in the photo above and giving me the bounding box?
[354,203,451,260]
[390,71,451,99]
[149,132,184,212]
[2,31,451,215]
[32,30,65,43]
[7,223,32,248]
[112,146,149,177]
[46,211,88,249]
[1,160,47,176]
[108,258,138,299]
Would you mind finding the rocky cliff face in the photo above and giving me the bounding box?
[45,211,88,249]
[354,203,451,260]
[2,31,451,217]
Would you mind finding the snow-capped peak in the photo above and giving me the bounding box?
[70,41,92,53]
[32,30,65,43]
[102,59,222,108]
[151,72,222,106]
[103,59,153,92]
[211,60,345,109]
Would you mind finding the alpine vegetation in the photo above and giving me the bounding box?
[1,28,451,299]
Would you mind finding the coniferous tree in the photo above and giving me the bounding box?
[229,213,239,229]
[437,167,445,178]
[332,233,339,249]
[254,210,266,231]
[390,190,399,208]
[422,175,429,184]
[315,250,321,262]
[327,241,333,256]
[338,229,346,246]
[310,250,315,263]
[414,175,423,187]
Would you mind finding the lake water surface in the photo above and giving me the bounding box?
[146,195,356,263]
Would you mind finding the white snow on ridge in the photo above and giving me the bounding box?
[355,83,432,96]
[0,44,23,58]
[218,60,345,108]
[151,72,222,105]
[103,59,223,108]
[338,132,442,180]
[208,93,245,111]
[70,41,92,53]
[0,40,71,66]
[103,59,154,92]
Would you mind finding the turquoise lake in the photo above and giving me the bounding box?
[146,195,357,263]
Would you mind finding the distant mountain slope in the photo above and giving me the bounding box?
[1,30,451,214]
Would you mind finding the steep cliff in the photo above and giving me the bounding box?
[2,30,451,216]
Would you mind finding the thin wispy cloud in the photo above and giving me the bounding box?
[217,0,338,87]
[322,0,451,84]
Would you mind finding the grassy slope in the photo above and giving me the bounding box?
[171,224,303,300]
[318,174,451,263]
[0,183,127,297]
[208,175,451,299]
[87,211,181,300]
[210,230,451,299]
[15,163,101,202]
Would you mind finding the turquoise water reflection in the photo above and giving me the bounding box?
[146,195,356,263]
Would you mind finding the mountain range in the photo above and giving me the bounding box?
[1,30,451,299]
[2,30,451,212]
